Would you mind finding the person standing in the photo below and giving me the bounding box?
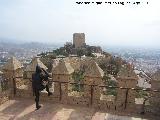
[32,65,52,110]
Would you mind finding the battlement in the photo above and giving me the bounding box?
[0,57,160,117]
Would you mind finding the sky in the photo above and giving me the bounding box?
[0,0,160,47]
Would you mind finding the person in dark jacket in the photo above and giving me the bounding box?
[32,65,52,110]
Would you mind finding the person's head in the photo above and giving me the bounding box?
[36,65,42,73]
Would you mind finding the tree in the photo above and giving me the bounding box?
[53,48,69,57]
[85,51,95,57]
[77,49,85,57]
[72,70,85,92]
[102,72,117,96]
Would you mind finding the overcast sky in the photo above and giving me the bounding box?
[0,0,159,47]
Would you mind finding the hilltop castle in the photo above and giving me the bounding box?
[64,33,102,55]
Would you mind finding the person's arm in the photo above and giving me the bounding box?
[41,68,50,81]
[41,68,49,77]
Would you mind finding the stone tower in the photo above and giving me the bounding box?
[73,33,85,48]
[116,64,138,111]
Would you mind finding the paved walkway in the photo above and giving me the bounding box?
[0,98,157,120]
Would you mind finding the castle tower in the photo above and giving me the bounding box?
[52,59,74,103]
[2,57,23,97]
[84,60,104,107]
[73,33,85,48]
[116,64,138,111]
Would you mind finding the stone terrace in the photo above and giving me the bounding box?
[0,98,157,120]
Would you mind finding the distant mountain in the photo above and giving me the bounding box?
[0,38,61,50]
[0,38,21,44]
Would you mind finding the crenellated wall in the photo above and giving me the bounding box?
[0,58,160,116]
[0,68,160,116]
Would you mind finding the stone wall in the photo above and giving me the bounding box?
[0,90,10,105]
[0,74,9,105]
[149,80,160,115]
[1,67,160,116]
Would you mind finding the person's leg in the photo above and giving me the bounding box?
[46,84,52,96]
[35,89,41,109]
[46,84,49,92]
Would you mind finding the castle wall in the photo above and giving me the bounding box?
[149,80,160,115]
[116,78,137,112]
[0,90,10,105]
[1,66,160,116]
[2,68,23,98]
[151,80,160,90]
